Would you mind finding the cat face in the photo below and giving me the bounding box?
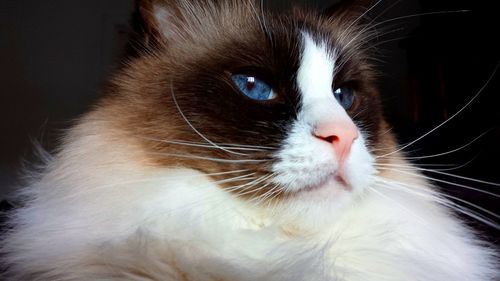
[109,0,391,205]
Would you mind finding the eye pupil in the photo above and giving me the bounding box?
[246,77,256,91]
[333,87,354,109]
[232,74,275,101]
[337,92,344,101]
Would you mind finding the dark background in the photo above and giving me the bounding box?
[1,1,499,238]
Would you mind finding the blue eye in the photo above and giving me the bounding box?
[333,87,355,109]
[232,74,276,101]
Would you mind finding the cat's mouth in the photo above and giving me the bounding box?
[301,171,352,193]
[334,174,350,188]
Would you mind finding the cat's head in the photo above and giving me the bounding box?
[106,0,396,220]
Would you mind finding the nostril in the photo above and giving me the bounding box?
[316,135,339,144]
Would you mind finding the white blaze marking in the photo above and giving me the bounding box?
[297,33,336,104]
[296,33,348,126]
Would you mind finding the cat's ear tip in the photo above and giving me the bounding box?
[137,0,174,21]
[136,0,185,45]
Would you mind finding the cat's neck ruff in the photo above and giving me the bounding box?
[3,119,491,280]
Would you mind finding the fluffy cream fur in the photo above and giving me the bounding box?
[1,113,497,280]
[2,2,498,279]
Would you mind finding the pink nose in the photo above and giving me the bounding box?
[314,121,359,165]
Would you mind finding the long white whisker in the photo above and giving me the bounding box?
[372,36,411,47]
[214,142,277,150]
[375,163,461,171]
[424,169,500,187]
[377,153,480,172]
[224,179,258,193]
[335,0,407,70]
[339,4,397,53]
[249,183,282,206]
[375,178,500,220]
[143,138,271,152]
[375,167,500,198]
[377,62,500,159]
[142,137,278,150]
[375,163,500,187]
[50,170,253,202]
[367,186,428,225]
[374,179,500,229]
[170,81,247,156]
[200,174,261,191]
[267,185,286,205]
[337,0,384,44]
[372,10,470,29]
[148,152,270,164]
[231,174,275,197]
[32,173,263,234]
[371,0,404,24]
[397,130,492,160]
[225,173,272,193]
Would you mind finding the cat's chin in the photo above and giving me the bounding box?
[274,175,360,230]
[286,175,358,207]
[301,173,352,193]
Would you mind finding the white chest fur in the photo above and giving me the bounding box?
[6,162,495,280]
[2,121,497,280]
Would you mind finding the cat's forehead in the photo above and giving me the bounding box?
[162,6,363,71]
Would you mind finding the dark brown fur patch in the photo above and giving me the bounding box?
[94,0,397,201]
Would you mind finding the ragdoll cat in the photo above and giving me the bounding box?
[1,0,498,280]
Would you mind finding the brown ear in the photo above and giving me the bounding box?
[137,0,186,46]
